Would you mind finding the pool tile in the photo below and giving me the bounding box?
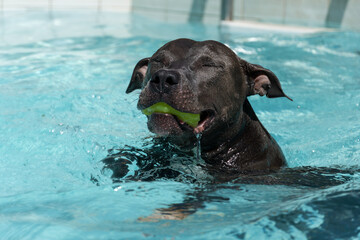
[2,0,49,10]
[284,0,329,27]
[51,0,98,10]
[342,0,360,31]
[101,0,132,12]
[243,0,285,24]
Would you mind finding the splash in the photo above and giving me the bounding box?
[196,132,202,161]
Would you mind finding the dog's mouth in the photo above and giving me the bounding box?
[194,110,214,134]
[141,102,214,134]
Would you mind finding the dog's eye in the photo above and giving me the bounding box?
[202,62,223,69]
[152,58,162,63]
[198,56,224,68]
[151,57,168,67]
[202,62,216,67]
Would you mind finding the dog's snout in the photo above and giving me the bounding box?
[150,70,179,93]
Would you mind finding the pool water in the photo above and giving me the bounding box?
[1,11,360,239]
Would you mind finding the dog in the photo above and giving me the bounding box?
[102,39,360,221]
[125,38,292,175]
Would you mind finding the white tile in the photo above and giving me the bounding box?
[233,0,244,20]
[342,0,360,31]
[167,0,192,13]
[166,11,190,23]
[204,0,221,16]
[132,0,167,10]
[101,0,132,12]
[243,0,285,24]
[284,0,329,27]
[51,0,98,10]
[3,0,49,10]
[203,13,221,24]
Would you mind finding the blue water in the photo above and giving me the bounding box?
[1,11,360,239]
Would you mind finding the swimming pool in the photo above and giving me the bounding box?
[1,10,360,239]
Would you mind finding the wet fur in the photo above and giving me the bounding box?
[104,38,297,220]
[126,38,292,173]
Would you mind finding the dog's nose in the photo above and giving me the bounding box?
[150,70,179,93]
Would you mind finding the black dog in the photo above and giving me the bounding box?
[125,38,291,175]
[102,39,360,221]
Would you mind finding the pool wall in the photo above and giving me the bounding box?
[0,0,359,31]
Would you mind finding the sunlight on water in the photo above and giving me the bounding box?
[0,10,360,240]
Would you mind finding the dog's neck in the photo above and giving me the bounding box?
[200,99,284,172]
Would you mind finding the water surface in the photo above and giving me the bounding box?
[1,11,360,239]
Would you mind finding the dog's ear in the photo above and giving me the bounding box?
[126,58,150,94]
[242,60,292,101]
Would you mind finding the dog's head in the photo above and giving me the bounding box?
[126,39,290,149]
